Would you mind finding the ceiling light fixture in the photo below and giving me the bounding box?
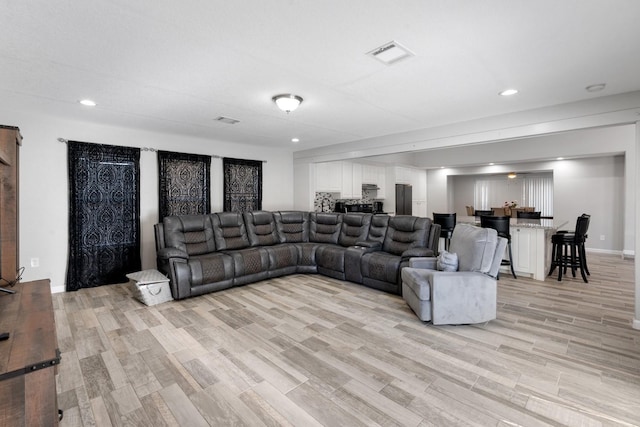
[499,89,518,96]
[79,99,96,107]
[507,172,517,179]
[585,83,606,93]
[556,157,564,160]
[272,94,303,113]
[291,138,300,143]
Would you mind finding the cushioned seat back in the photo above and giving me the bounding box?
[212,212,250,250]
[163,215,215,255]
[382,215,429,255]
[274,211,310,243]
[449,223,499,275]
[309,212,343,244]
[338,213,372,247]
[244,211,279,247]
[367,214,389,244]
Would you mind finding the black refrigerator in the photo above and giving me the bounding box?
[395,184,412,215]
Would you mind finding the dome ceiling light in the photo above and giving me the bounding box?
[272,94,303,113]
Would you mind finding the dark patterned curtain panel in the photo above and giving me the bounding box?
[223,157,262,212]
[66,141,141,291]
[158,150,211,221]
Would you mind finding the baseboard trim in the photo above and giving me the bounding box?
[51,285,66,294]
[633,318,640,330]
[586,248,624,256]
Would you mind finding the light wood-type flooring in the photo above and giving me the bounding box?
[54,253,640,426]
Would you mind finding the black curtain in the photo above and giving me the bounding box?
[223,157,262,212]
[66,141,141,291]
[158,150,211,221]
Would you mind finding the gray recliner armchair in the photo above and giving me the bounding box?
[401,223,507,325]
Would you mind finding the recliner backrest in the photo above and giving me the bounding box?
[338,213,372,247]
[449,223,500,275]
[367,214,389,244]
[211,212,250,250]
[382,215,429,255]
[274,211,310,243]
[163,215,216,255]
[309,212,343,244]
[244,211,279,247]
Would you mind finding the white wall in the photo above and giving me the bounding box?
[2,110,294,292]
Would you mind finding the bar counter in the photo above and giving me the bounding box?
[456,216,568,280]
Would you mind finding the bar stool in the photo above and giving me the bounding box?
[433,213,456,251]
[548,215,590,283]
[480,215,517,278]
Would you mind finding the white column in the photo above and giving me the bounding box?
[634,120,640,329]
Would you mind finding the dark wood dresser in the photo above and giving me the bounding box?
[0,279,60,426]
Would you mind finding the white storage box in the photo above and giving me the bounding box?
[127,269,173,306]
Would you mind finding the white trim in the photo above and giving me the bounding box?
[622,249,635,259]
[585,248,623,256]
[633,318,640,330]
[51,285,66,294]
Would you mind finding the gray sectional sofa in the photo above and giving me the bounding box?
[154,211,441,300]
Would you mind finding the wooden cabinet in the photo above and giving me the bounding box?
[0,280,60,426]
[0,126,21,284]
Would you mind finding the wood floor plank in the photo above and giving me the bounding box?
[55,253,640,427]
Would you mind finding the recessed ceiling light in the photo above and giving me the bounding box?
[79,99,96,107]
[499,89,518,96]
[556,157,564,160]
[291,138,300,143]
[585,83,606,92]
[489,163,495,166]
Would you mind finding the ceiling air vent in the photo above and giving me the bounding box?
[214,116,240,125]
[367,40,414,65]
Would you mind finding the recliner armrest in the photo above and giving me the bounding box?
[157,247,189,260]
[408,257,437,270]
[401,247,435,262]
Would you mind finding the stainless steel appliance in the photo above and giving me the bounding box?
[334,201,346,213]
[373,201,384,213]
[395,184,412,215]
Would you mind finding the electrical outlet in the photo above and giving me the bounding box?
[30,257,39,268]
[600,235,605,241]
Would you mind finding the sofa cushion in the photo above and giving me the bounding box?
[448,223,498,274]
[244,211,279,246]
[212,212,250,250]
[338,213,372,247]
[163,215,215,256]
[309,212,343,244]
[274,211,310,243]
[382,216,429,255]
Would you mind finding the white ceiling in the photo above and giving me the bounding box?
[1,0,640,151]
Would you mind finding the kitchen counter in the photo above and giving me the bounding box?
[456,216,568,281]
[457,216,568,230]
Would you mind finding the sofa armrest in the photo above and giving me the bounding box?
[401,247,435,262]
[409,257,437,270]
[354,241,382,253]
[429,271,497,325]
[157,247,189,260]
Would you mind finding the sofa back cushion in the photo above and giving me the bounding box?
[368,214,389,244]
[339,213,372,247]
[382,215,429,255]
[449,223,499,274]
[309,212,343,244]
[163,215,216,256]
[244,211,279,247]
[274,211,310,243]
[212,212,250,250]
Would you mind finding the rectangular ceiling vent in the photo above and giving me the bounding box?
[214,116,240,125]
[367,40,414,65]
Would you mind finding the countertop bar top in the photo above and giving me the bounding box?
[457,216,568,230]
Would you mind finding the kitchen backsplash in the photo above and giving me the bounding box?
[314,189,379,212]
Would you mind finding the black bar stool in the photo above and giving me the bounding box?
[474,210,493,217]
[548,215,590,283]
[480,215,517,278]
[433,213,456,251]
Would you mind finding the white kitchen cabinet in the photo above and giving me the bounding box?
[377,168,386,199]
[315,162,342,192]
[362,164,378,184]
[352,162,362,199]
[341,161,362,199]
